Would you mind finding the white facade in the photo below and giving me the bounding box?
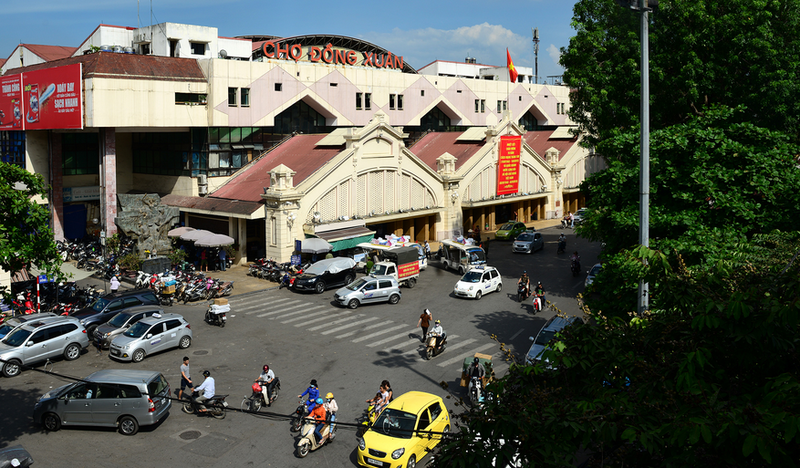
[418,60,535,84]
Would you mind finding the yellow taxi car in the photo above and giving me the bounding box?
[357,391,450,468]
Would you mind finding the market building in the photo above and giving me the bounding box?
[1,22,604,281]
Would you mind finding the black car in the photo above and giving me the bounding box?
[292,257,358,294]
[70,290,159,336]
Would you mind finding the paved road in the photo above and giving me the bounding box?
[0,226,598,467]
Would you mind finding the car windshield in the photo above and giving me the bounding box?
[0,323,16,336]
[461,271,483,283]
[90,297,110,312]
[123,322,149,338]
[516,233,533,241]
[373,408,418,439]
[535,329,558,346]
[499,223,515,231]
[371,264,389,276]
[147,374,169,397]
[466,248,486,263]
[1,327,32,347]
[346,278,370,291]
[107,312,133,328]
[590,265,603,276]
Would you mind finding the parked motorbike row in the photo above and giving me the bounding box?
[56,237,136,280]
[135,270,234,306]
[247,258,310,284]
[1,282,104,322]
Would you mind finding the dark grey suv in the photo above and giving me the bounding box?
[70,290,159,337]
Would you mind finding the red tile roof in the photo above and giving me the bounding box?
[22,44,78,62]
[410,132,485,171]
[4,52,205,82]
[211,134,344,202]
[522,130,578,161]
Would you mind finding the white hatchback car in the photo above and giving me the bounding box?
[454,266,503,300]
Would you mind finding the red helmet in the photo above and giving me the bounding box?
[263,365,269,372]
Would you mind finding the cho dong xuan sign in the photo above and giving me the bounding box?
[261,41,404,70]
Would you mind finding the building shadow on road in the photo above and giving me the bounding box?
[0,384,46,447]
[469,309,546,361]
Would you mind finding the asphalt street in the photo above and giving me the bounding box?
[0,225,599,468]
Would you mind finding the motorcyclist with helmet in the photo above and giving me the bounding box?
[309,397,327,443]
[429,320,447,350]
[191,370,214,412]
[298,379,320,411]
[518,271,530,300]
[255,365,277,406]
[324,392,338,424]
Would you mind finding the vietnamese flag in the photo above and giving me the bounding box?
[507,49,518,83]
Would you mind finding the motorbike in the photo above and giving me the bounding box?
[560,218,572,229]
[571,259,581,277]
[532,294,543,313]
[296,413,336,457]
[468,376,484,407]
[218,281,234,297]
[425,331,448,360]
[517,283,529,303]
[291,400,311,432]
[205,302,229,327]
[181,391,229,419]
[241,378,281,413]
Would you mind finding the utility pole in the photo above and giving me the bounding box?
[532,28,540,84]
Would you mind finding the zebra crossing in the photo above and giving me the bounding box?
[227,294,510,375]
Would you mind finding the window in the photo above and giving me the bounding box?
[417,409,431,429]
[497,101,502,113]
[169,40,178,57]
[365,93,371,110]
[62,133,99,175]
[228,87,237,107]
[118,385,142,398]
[271,217,277,245]
[502,100,507,111]
[389,94,395,110]
[475,99,480,113]
[175,93,207,105]
[132,132,191,176]
[480,100,485,113]
[364,282,377,291]
[241,88,250,107]
[379,280,393,289]
[165,319,182,331]
[1,131,26,167]
[140,44,150,55]
[428,402,442,420]
[148,322,165,335]
[397,94,403,110]
[329,83,338,87]
[274,83,283,92]
[190,42,205,55]
[420,90,425,97]
[356,92,363,110]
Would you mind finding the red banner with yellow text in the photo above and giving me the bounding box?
[0,74,24,130]
[20,63,83,130]
[497,135,521,195]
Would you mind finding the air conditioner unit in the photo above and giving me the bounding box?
[197,174,208,196]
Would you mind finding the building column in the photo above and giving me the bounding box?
[99,128,118,236]
[49,132,65,241]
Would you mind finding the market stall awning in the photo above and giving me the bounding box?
[312,224,375,252]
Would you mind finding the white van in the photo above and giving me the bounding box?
[439,240,486,274]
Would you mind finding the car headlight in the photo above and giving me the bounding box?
[392,448,405,459]
[308,277,317,282]
[468,286,474,291]
[357,437,365,450]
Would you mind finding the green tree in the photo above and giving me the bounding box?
[0,163,62,297]
[432,234,800,467]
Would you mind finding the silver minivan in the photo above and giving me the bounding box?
[0,312,58,339]
[32,369,171,435]
[0,316,89,377]
[109,313,192,362]
[334,275,401,309]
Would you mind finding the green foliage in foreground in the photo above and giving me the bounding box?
[431,233,800,467]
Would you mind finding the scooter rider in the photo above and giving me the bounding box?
[192,370,215,412]
[469,357,486,390]
[255,365,276,406]
[518,271,530,299]
[324,392,338,424]
[429,320,447,350]
[310,397,327,443]
[557,233,567,253]
[534,281,546,306]
[298,379,320,411]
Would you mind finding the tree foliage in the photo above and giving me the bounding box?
[0,162,62,294]
[432,234,800,467]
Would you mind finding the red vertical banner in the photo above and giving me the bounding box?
[0,74,24,130]
[497,135,521,195]
[21,63,83,130]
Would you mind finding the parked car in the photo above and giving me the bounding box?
[453,266,503,300]
[0,312,58,339]
[70,289,159,337]
[109,313,192,363]
[292,257,358,294]
[525,315,585,366]
[511,231,543,254]
[93,306,162,349]
[0,316,89,377]
[334,275,401,309]
[494,222,528,241]
[585,263,603,288]
[32,369,171,436]
[572,208,589,226]
[357,391,450,468]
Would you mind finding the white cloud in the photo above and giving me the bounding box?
[547,44,561,66]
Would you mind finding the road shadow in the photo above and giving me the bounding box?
[469,309,546,359]
[0,382,46,447]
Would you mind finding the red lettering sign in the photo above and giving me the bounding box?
[260,41,403,69]
[497,135,521,195]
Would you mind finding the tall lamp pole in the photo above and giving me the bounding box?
[619,0,654,315]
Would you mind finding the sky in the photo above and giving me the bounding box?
[1,0,577,82]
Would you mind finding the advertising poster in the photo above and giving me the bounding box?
[0,74,23,130]
[497,135,522,195]
[21,63,83,130]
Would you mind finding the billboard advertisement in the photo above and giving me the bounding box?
[0,74,23,130]
[497,135,521,195]
[22,63,83,130]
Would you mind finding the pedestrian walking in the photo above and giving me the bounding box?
[179,356,192,400]
[200,248,208,272]
[218,247,227,271]
[424,241,431,260]
[482,239,490,259]
[109,275,120,293]
[417,308,432,342]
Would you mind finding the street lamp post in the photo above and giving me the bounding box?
[618,0,654,315]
